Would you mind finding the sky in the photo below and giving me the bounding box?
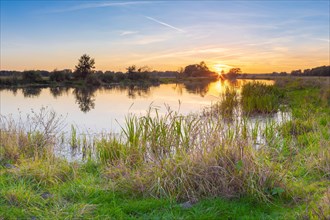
[1,0,329,73]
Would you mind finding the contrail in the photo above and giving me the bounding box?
[145,16,185,33]
[49,1,151,13]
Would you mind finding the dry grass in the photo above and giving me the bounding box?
[98,106,287,201]
[0,107,65,164]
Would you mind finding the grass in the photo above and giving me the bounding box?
[241,82,284,114]
[1,78,329,219]
[0,163,297,219]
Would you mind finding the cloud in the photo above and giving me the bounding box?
[49,1,151,13]
[132,46,229,62]
[120,31,139,36]
[145,16,185,33]
[130,35,170,45]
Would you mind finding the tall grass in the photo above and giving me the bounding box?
[94,106,287,201]
[208,87,239,119]
[241,82,283,114]
[0,107,64,163]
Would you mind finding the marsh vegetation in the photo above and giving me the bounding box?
[1,78,329,219]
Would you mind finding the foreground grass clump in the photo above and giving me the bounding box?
[241,82,283,114]
[96,108,285,202]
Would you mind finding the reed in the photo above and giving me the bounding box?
[98,106,286,201]
[241,82,283,114]
[211,87,239,119]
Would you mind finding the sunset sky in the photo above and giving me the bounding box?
[1,1,329,73]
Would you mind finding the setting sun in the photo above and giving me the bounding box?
[213,64,231,75]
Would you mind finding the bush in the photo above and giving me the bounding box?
[100,72,114,83]
[85,74,101,86]
[49,70,71,82]
[114,72,126,82]
[22,71,42,83]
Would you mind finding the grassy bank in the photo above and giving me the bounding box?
[1,78,329,219]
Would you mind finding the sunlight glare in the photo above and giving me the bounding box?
[213,64,230,76]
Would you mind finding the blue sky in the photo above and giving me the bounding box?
[1,0,329,73]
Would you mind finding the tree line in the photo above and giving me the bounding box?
[290,65,330,77]
[0,54,220,86]
[1,54,329,87]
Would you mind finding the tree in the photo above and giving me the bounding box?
[291,69,302,76]
[126,65,137,74]
[126,65,151,81]
[183,61,215,77]
[74,54,95,79]
[226,68,242,79]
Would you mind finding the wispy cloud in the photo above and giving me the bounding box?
[132,46,229,62]
[125,34,171,45]
[49,1,151,13]
[120,31,139,36]
[145,16,185,33]
[313,38,330,43]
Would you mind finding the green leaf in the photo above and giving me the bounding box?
[271,187,284,196]
[235,160,243,171]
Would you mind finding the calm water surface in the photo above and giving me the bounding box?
[1,79,274,133]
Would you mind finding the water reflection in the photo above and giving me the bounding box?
[50,87,70,98]
[182,79,245,97]
[22,87,42,97]
[183,80,211,97]
[73,87,97,113]
[127,85,151,99]
[0,79,274,114]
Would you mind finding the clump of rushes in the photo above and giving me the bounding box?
[100,106,286,201]
[211,87,239,119]
[241,82,283,114]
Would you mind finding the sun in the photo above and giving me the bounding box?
[213,64,229,75]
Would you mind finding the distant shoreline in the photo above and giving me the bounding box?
[1,75,330,89]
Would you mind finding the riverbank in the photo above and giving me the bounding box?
[1,78,329,219]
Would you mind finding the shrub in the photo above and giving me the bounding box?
[100,72,114,83]
[85,74,101,86]
[49,70,71,82]
[22,71,42,83]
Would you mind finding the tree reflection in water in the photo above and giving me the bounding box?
[127,85,151,99]
[73,87,97,113]
[183,81,211,97]
[50,87,70,98]
[22,87,42,97]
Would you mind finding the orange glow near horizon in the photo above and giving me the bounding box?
[0,54,329,74]
[212,64,231,75]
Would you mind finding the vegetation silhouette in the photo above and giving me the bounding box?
[0,55,329,88]
[50,69,72,82]
[225,68,242,80]
[183,61,217,77]
[74,54,95,79]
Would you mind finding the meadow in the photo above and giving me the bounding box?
[0,77,329,219]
